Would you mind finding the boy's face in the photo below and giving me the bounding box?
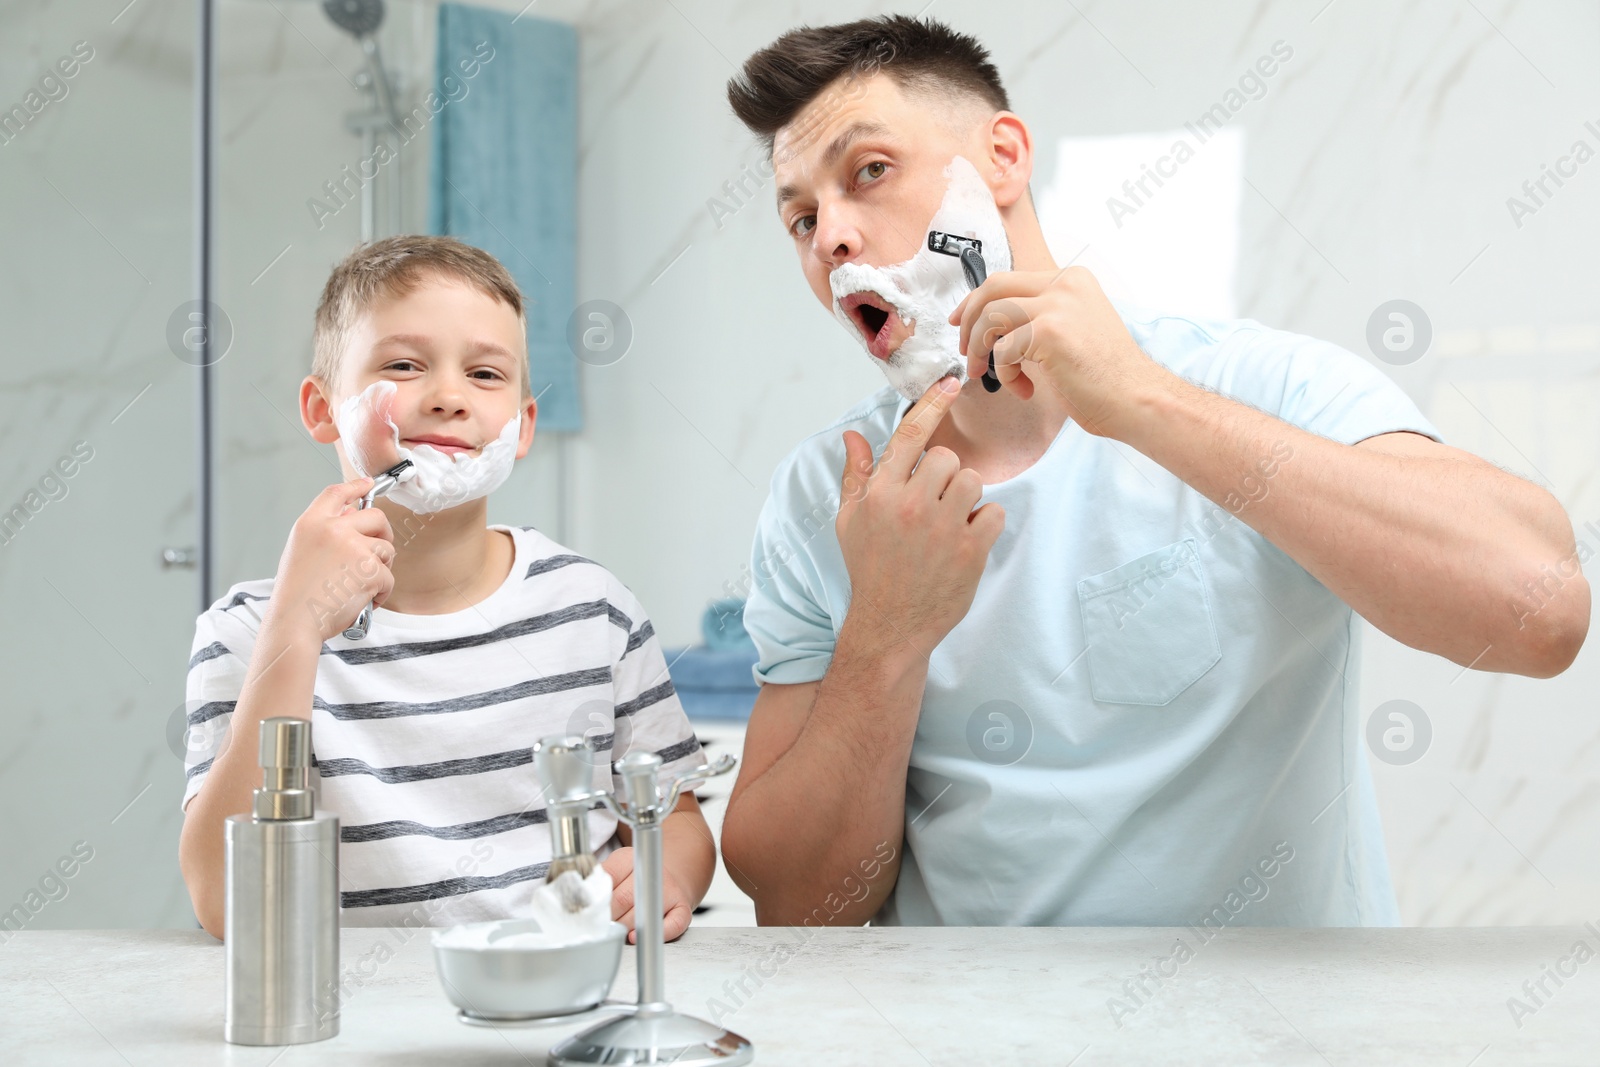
[772,72,1010,362]
[304,274,537,481]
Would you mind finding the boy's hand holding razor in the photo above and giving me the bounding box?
[270,478,399,644]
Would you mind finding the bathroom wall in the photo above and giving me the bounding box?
[1,0,1596,929]
[1,0,205,931]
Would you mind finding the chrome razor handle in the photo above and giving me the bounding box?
[341,461,410,642]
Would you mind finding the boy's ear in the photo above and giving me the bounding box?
[302,376,341,444]
[513,395,538,460]
[985,111,1033,211]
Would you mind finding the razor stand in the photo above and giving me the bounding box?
[534,740,753,1067]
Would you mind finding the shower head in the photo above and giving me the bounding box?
[320,0,400,128]
[316,0,401,243]
[322,0,385,38]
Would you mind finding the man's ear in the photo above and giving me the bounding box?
[985,111,1034,210]
[302,376,340,444]
[514,395,538,460]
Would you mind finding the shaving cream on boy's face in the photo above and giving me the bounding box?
[829,155,1013,402]
[335,379,520,514]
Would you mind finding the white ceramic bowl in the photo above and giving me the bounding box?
[432,918,627,1021]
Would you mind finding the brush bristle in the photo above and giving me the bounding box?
[546,852,597,882]
[545,854,598,913]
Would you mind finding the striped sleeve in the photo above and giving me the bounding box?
[180,602,257,811]
[605,576,702,795]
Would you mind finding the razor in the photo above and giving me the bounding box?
[928,231,1000,393]
[342,457,414,641]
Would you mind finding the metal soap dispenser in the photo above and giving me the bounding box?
[224,716,340,1045]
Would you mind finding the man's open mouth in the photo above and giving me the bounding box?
[840,291,909,362]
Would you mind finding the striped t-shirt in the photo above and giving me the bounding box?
[181,524,703,927]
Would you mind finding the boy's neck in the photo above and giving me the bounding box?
[372,497,514,615]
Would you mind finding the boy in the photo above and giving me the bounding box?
[178,235,713,943]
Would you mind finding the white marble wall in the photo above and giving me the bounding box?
[1,0,211,932]
[1,0,1596,929]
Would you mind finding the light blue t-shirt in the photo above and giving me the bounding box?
[743,306,1442,927]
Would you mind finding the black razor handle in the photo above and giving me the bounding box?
[956,248,1002,393]
[926,230,1003,393]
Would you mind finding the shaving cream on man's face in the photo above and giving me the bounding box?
[335,379,520,514]
[829,155,1013,401]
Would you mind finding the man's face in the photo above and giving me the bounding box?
[773,74,1010,395]
[326,276,534,478]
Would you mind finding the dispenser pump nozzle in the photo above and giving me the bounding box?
[253,717,316,821]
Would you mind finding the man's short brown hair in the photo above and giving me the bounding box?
[727,15,1010,151]
[313,234,530,399]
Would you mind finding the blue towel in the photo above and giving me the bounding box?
[662,645,760,722]
[666,646,761,693]
[428,4,581,431]
[701,597,756,653]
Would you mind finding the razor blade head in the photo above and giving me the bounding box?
[927,231,982,257]
[378,457,415,489]
[364,457,416,504]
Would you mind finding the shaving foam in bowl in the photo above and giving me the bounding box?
[432,917,626,1021]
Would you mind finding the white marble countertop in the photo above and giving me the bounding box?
[4,925,1598,1064]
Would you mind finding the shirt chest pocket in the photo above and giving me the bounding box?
[1076,538,1222,706]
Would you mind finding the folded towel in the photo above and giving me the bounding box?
[701,597,755,652]
[666,645,760,692]
[663,644,760,722]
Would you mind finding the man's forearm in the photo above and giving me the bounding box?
[178,615,323,937]
[726,617,927,926]
[1113,371,1588,675]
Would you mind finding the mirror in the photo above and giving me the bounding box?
[1,0,1595,941]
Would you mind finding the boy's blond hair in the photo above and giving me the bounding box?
[313,235,531,400]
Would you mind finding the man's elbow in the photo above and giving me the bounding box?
[719,808,809,920]
[718,807,761,903]
[1506,569,1590,678]
[1528,594,1589,678]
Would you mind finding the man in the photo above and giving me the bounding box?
[719,16,1588,928]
